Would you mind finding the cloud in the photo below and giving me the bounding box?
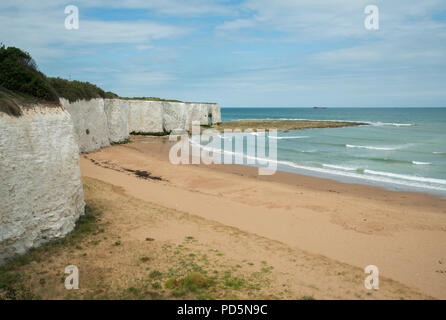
[0,0,235,17]
[0,7,188,47]
[216,0,370,40]
[1,0,446,106]
[216,0,446,41]
[103,0,234,16]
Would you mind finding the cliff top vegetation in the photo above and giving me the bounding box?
[0,45,215,116]
[120,96,218,104]
[0,45,118,114]
[119,96,183,103]
[0,45,59,115]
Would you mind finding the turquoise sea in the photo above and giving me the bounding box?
[215,108,446,196]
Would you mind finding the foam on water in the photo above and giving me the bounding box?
[346,144,400,151]
[412,161,431,165]
[190,136,446,193]
[202,108,446,196]
[269,136,309,140]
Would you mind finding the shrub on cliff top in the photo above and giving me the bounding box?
[0,45,58,102]
[120,96,183,103]
[104,91,119,99]
[48,77,108,103]
[0,45,120,107]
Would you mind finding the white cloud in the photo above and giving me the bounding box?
[0,10,188,46]
[0,0,235,17]
[1,0,446,106]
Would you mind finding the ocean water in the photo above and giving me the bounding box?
[215,107,446,196]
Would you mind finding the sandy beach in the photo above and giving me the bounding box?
[3,2,446,305]
[77,135,446,299]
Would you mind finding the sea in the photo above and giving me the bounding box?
[207,107,446,197]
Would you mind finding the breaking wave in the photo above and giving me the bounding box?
[412,161,431,165]
[346,144,399,151]
[189,138,446,193]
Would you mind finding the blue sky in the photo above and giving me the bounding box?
[1,0,446,107]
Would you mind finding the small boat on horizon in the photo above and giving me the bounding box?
[313,106,327,109]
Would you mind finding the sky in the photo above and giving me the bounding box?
[1,0,446,107]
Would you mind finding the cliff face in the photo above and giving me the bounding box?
[104,99,130,143]
[60,98,111,153]
[63,98,221,144]
[0,97,220,265]
[129,101,221,134]
[162,101,190,132]
[128,100,164,134]
[128,100,221,134]
[0,105,85,265]
[208,103,222,123]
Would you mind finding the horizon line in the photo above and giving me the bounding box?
[220,106,446,109]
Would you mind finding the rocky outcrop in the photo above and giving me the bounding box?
[0,105,85,265]
[60,98,110,153]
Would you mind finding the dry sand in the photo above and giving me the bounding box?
[5,176,428,300]
[78,135,446,299]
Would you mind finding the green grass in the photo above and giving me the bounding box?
[120,96,183,103]
[151,282,162,290]
[149,270,163,280]
[142,238,276,299]
[225,277,245,289]
[165,272,213,295]
[120,97,218,104]
[117,236,275,300]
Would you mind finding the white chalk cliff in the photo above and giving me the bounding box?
[1,97,220,264]
[60,98,111,153]
[62,98,221,149]
[0,105,85,265]
[128,100,164,134]
[127,100,221,134]
[104,99,130,143]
